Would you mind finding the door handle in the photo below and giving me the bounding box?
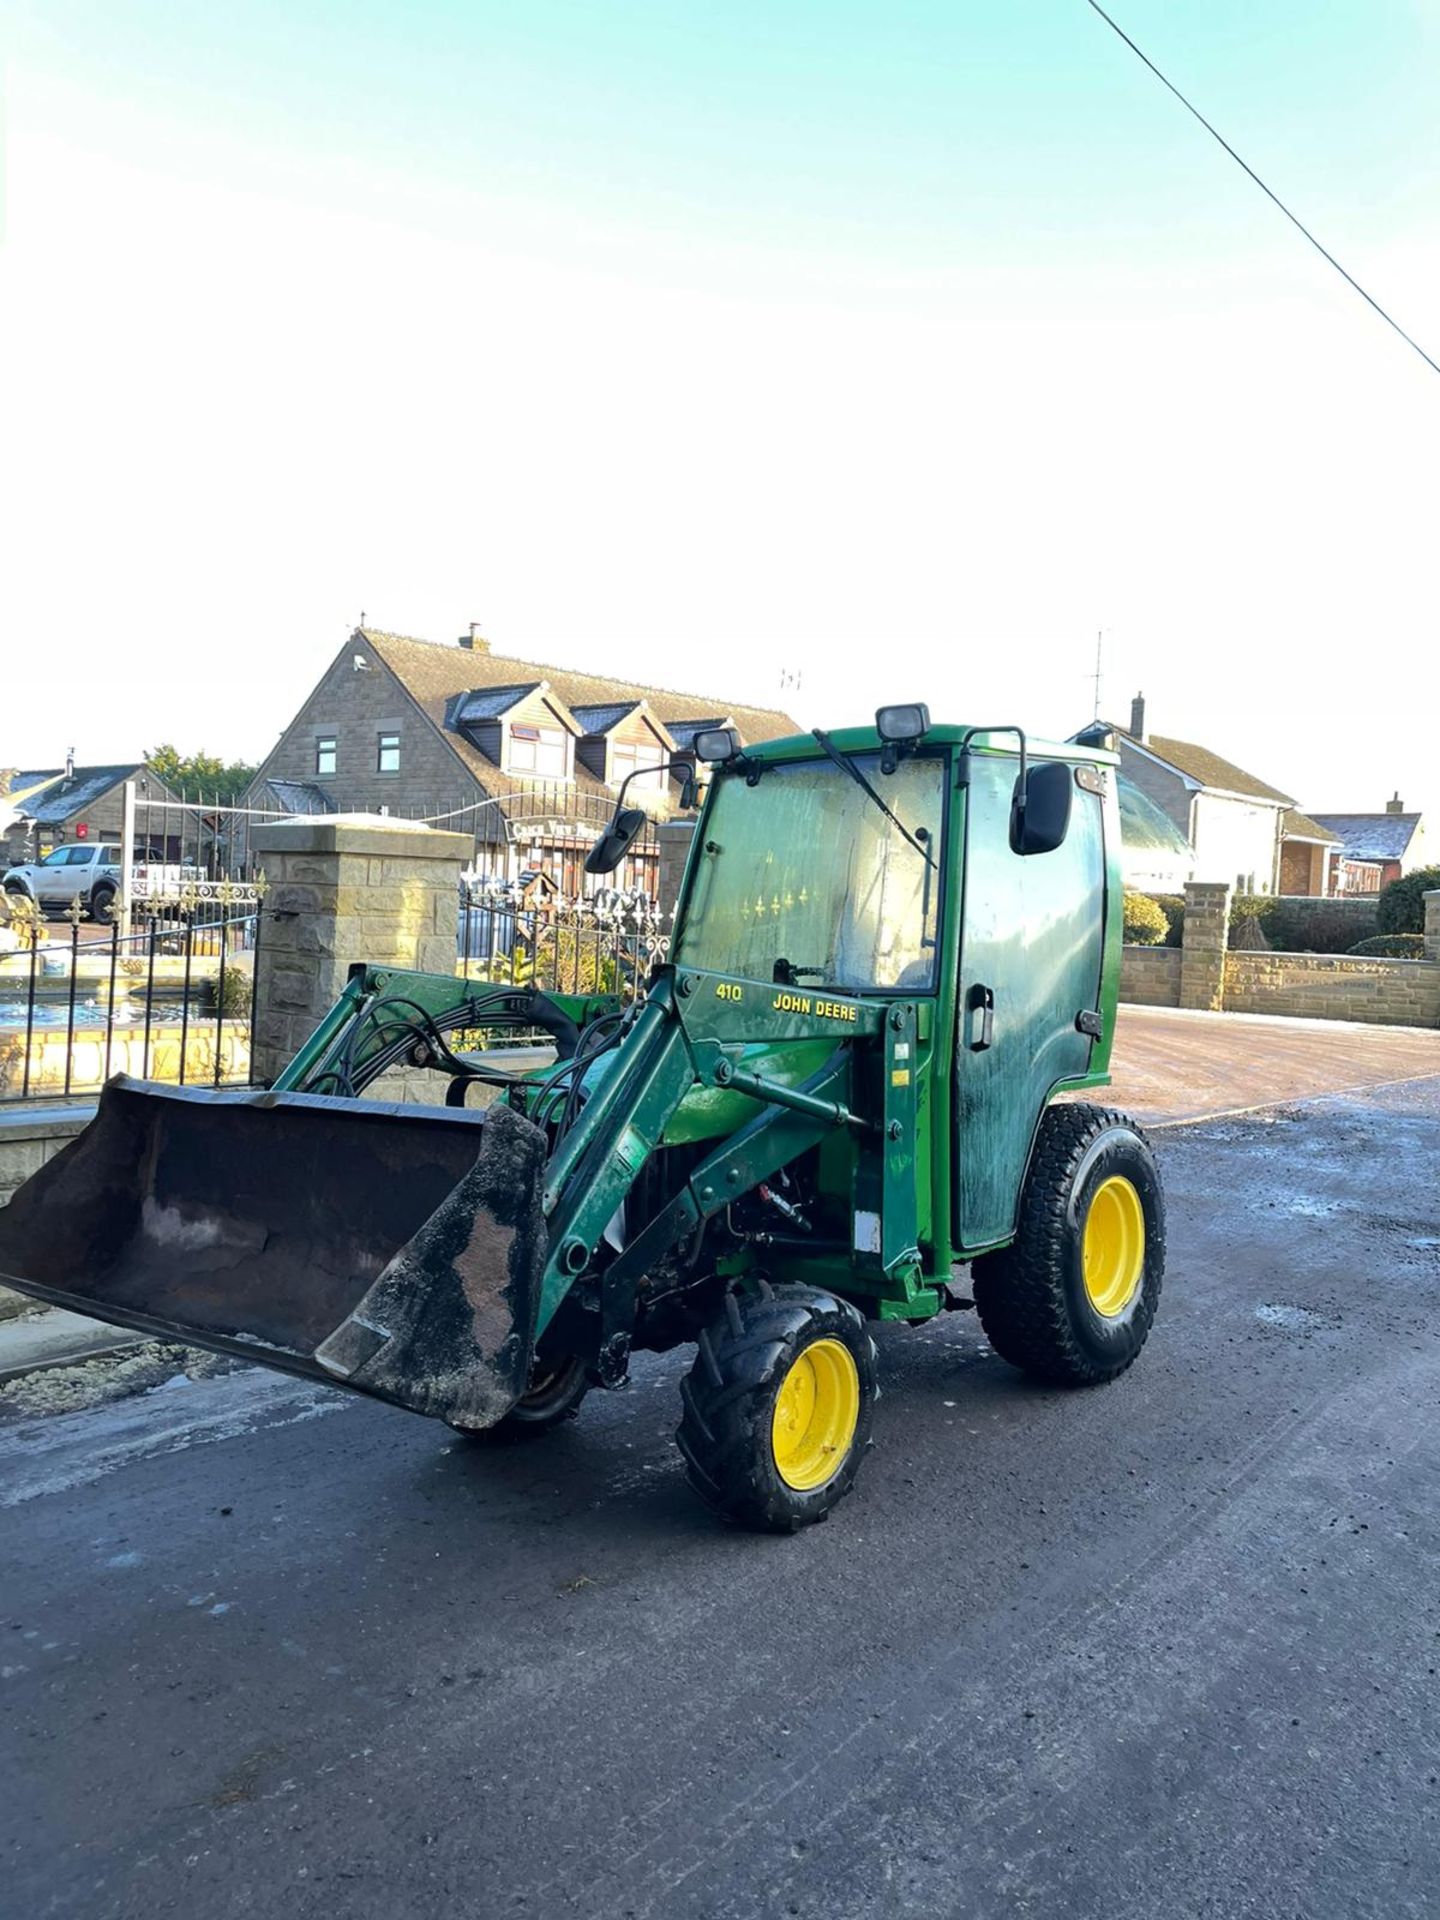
[968,983,995,1052]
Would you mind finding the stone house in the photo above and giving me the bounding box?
[1310,798,1429,894]
[1115,696,1296,895]
[1,763,181,866]
[245,625,800,890]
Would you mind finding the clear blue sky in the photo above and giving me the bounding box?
[2,1,1437,814]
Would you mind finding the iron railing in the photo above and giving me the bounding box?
[0,905,261,1101]
[425,780,665,898]
[458,881,670,1005]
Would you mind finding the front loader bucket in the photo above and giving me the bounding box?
[0,1077,550,1431]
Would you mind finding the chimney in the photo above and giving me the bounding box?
[1386,791,1405,815]
[459,622,491,654]
[1129,693,1147,742]
[65,746,75,780]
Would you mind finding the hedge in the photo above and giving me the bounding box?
[1228,893,1378,955]
[1376,865,1440,936]
[1349,934,1426,959]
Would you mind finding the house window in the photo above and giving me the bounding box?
[316,736,337,777]
[377,731,401,774]
[610,739,666,790]
[508,724,569,778]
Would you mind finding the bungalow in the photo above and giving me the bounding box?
[1309,798,1429,894]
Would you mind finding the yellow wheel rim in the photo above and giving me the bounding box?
[1082,1175,1146,1318]
[771,1338,860,1492]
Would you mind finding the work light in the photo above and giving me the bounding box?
[875,704,930,743]
[693,727,741,763]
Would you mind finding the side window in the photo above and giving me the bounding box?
[316,735,338,777]
[99,848,121,867]
[377,731,401,773]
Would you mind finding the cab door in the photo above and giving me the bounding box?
[953,752,1107,1252]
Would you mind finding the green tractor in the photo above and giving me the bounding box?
[0,711,1164,1531]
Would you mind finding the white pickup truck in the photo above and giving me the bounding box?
[2,843,126,920]
[3,846,262,923]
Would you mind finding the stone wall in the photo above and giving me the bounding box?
[1120,945,1182,1007]
[1119,882,1440,1028]
[1223,952,1440,1027]
[0,1022,250,1099]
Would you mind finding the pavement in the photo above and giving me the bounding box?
[0,1307,141,1384]
[2,1017,1439,1917]
[1102,1003,1440,1127]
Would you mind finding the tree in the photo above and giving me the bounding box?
[145,744,259,804]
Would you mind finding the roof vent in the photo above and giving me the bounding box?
[1129,693,1147,743]
[459,622,491,654]
[1386,791,1405,814]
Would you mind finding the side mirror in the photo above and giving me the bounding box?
[584,806,648,876]
[1012,759,1072,856]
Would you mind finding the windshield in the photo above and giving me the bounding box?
[676,752,945,992]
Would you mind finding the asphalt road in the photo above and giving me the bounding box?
[3,1078,1439,1920]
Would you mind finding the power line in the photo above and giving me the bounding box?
[1086,0,1440,379]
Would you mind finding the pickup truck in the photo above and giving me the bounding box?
[3,843,125,920]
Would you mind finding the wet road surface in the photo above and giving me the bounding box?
[2,1077,1438,1918]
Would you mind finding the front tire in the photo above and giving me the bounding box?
[972,1103,1164,1386]
[677,1283,878,1532]
[450,1354,589,1443]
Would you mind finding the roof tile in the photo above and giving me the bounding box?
[1127,733,1293,806]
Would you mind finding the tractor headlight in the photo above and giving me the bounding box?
[693,727,742,764]
[876,704,930,744]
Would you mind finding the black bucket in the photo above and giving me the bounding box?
[0,1078,550,1430]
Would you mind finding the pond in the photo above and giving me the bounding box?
[0,994,208,1031]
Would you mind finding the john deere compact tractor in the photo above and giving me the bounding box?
[0,712,1164,1530]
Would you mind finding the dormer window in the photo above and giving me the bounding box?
[508,724,569,778]
[610,739,666,790]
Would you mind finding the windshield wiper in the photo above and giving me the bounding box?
[810,730,937,870]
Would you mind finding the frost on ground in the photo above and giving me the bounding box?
[0,1343,238,1419]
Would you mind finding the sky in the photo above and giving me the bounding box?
[1,1,1437,818]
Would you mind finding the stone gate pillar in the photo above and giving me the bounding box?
[1423,890,1440,964]
[249,815,472,1087]
[655,819,697,923]
[1179,880,1233,1013]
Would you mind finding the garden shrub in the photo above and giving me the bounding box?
[1123,891,1169,946]
[1349,934,1425,959]
[1229,912,1271,951]
[1149,894,1185,947]
[1376,865,1440,936]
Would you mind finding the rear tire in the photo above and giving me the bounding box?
[972,1103,1164,1387]
[450,1355,589,1443]
[89,884,116,925]
[677,1283,878,1532]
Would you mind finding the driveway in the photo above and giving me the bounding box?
[3,1072,1439,1919]
[1104,1003,1440,1126]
